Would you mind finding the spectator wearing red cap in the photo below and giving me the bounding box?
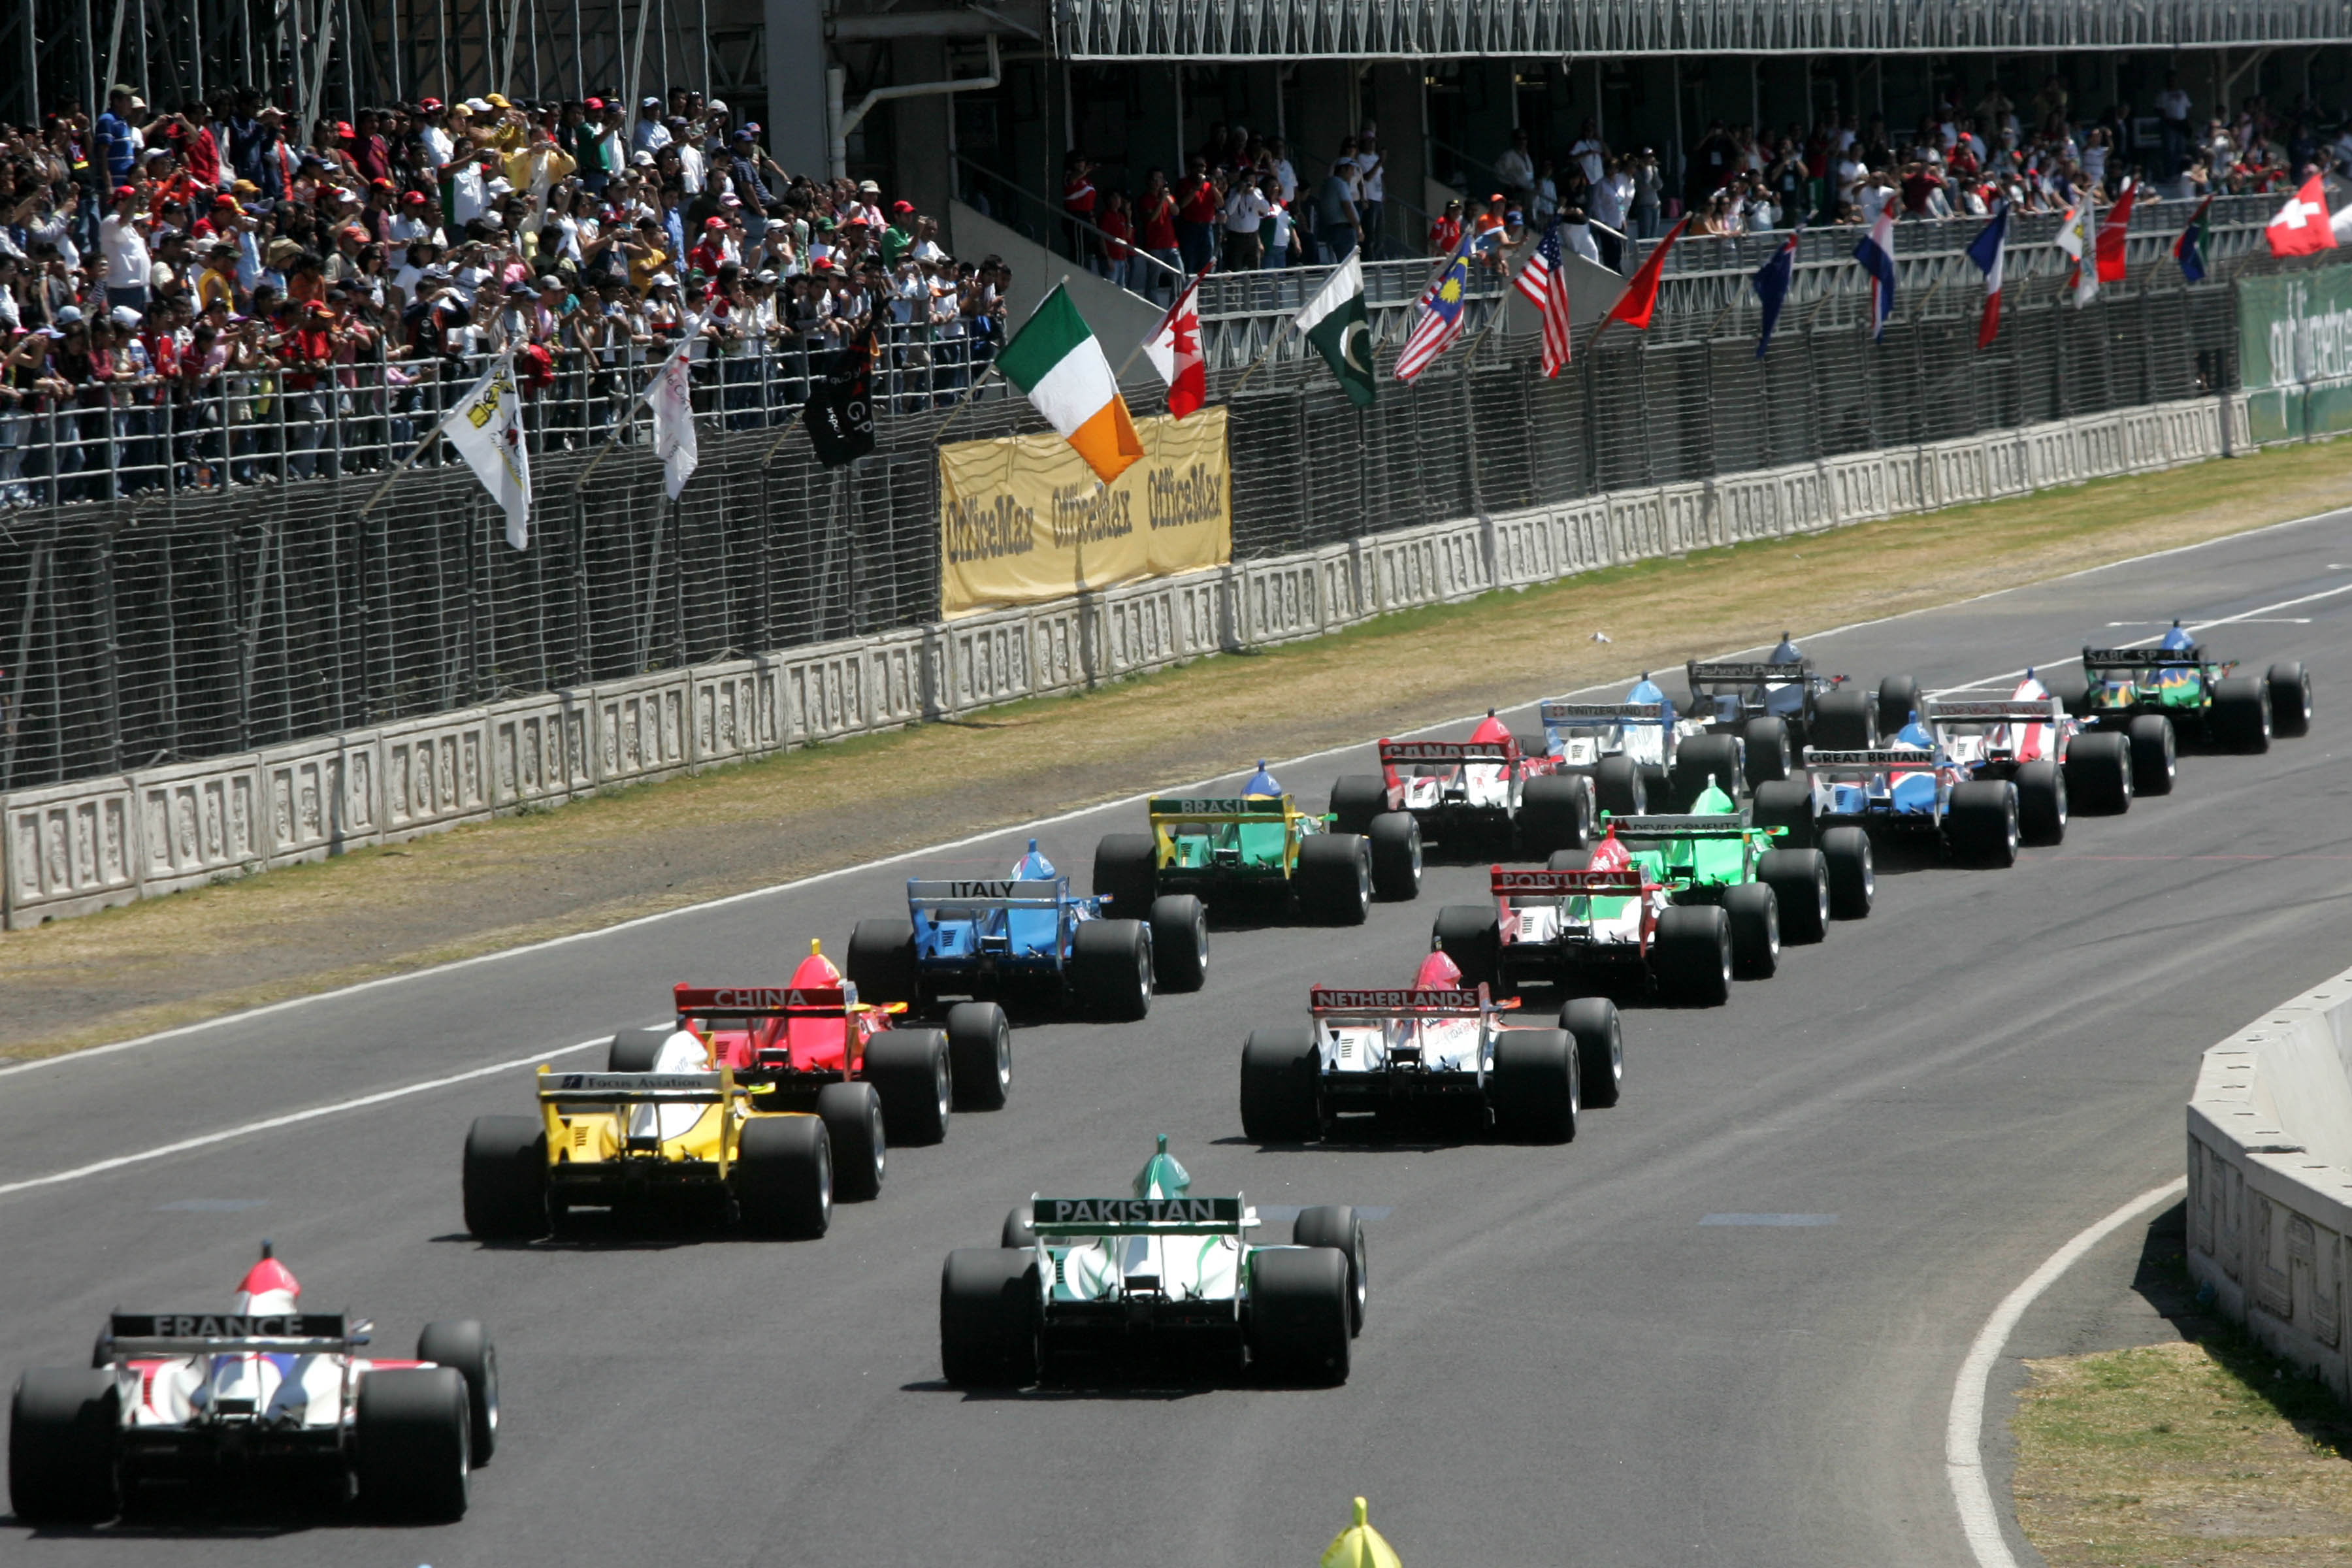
[881,201,917,265]
[99,184,154,312]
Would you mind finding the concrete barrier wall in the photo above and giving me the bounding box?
[0,391,2252,928]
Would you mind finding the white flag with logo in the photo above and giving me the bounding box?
[2054,201,2099,306]
[649,313,703,500]
[439,353,532,549]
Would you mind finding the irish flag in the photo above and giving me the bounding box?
[996,284,1144,483]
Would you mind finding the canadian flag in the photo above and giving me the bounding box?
[2094,179,2136,283]
[2266,174,2338,257]
[1142,263,1211,419]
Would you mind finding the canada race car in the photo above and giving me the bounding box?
[1685,632,1921,755]
[1328,711,1590,857]
[847,839,1195,1023]
[2047,620,2315,771]
[939,1137,1366,1388]
[1238,947,1623,1145]
[1094,762,1392,926]
[8,1244,497,1525]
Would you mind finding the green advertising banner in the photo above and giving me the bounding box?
[2237,264,2352,444]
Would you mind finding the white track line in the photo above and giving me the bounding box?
[1930,580,2352,695]
[1946,1177,2187,1568]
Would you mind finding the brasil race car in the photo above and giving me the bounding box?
[1685,632,1922,757]
[2046,620,2314,770]
[940,1137,1366,1388]
[1535,672,1781,819]
[1094,762,1394,926]
[8,1244,497,1526]
[1328,711,1591,859]
[1238,947,1623,1145]
[847,839,1196,1024]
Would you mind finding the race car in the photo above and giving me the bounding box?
[1238,947,1623,1145]
[847,839,1193,1024]
[1533,672,1774,817]
[1684,632,1921,755]
[1327,711,1590,857]
[939,1137,1365,1388]
[463,943,998,1240]
[9,1243,498,1525]
[1094,763,1394,926]
[1759,702,2044,867]
[2046,621,2314,773]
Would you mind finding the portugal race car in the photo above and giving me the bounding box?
[1327,711,1592,858]
[1094,763,1396,925]
[9,1244,498,1525]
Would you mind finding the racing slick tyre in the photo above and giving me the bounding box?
[1722,883,1781,980]
[1750,779,1816,850]
[1431,905,1503,994]
[2127,713,2178,795]
[1548,847,1592,872]
[1809,688,1876,752]
[1948,780,2021,868]
[461,1116,549,1242]
[2015,759,2068,847]
[939,1249,1041,1388]
[845,918,920,1008]
[1296,833,1373,926]
[2268,661,2313,738]
[735,1115,832,1239]
[1558,996,1624,1109]
[606,1024,671,1073]
[816,1080,888,1201]
[1592,754,1647,820]
[1294,1207,1371,1336]
[1493,1028,1579,1143]
[1670,734,1744,809]
[2212,676,2274,753]
[1820,826,1876,920]
[1071,918,1154,1021]
[1090,834,1160,920]
[1366,813,1424,902]
[1743,717,1793,787]
[1249,1247,1352,1387]
[1328,774,1389,836]
[8,1368,119,1526]
[416,1320,500,1464]
[944,1001,1013,1111]
[2063,732,2133,814]
[1516,775,1591,860]
[1000,1203,1037,1250]
[1874,675,1923,741]
[1654,904,1733,1006]
[1757,847,1830,944]
[1637,763,1673,814]
[2042,666,2091,717]
[355,1366,470,1523]
[864,1028,953,1145]
[1147,896,1210,991]
[1240,1027,1325,1144]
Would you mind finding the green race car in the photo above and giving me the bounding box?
[2048,621,2313,786]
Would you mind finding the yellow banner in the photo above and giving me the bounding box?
[938,406,1231,619]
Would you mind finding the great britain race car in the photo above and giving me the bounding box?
[1328,711,1591,857]
[9,1244,497,1525]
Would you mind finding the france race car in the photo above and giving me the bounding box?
[2046,620,2315,772]
[9,1244,498,1525]
[939,1137,1366,1388]
[1238,947,1623,1145]
[1534,672,1780,817]
[1327,711,1590,858]
[847,839,1195,1024]
[1095,763,1394,926]
[1685,632,1921,756]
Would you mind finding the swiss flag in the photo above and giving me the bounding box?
[2266,174,2338,257]
[1143,263,1211,419]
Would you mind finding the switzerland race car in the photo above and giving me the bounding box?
[1685,632,1921,756]
[939,1137,1366,1388]
[2048,620,2314,770]
[8,1244,497,1525]
[1328,711,1591,858]
[1238,947,1623,1145]
[1094,763,1393,925]
[1535,672,1780,817]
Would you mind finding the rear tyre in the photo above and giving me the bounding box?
[2126,713,2177,796]
[1366,813,1424,902]
[2042,666,2091,716]
[1750,779,1816,849]
[1327,774,1388,836]
[1948,780,2021,868]
[1809,688,1876,751]
[845,919,920,1008]
[735,1115,832,1238]
[1670,734,1744,809]
[1292,1207,1369,1335]
[862,1028,953,1145]
[2268,661,2313,738]
[815,1081,887,1201]
[1431,905,1502,994]
[8,1368,119,1526]
[1240,1027,1324,1143]
[1558,996,1624,1109]
[1547,847,1592,872]
[2014,759,2067,846]
[1722,883,1780,980]
[462,1117,549,1242]
[1249,1247,1352,1386]
[2063,732,2133,814]
[1492,1028,1579,1143]
[1742,717,1793,787]
[1757,847,1830,943]
[1000,1203,1037,1250]
[1147,896,1209,991]
[1820,826,1875,919]
[1071,918,1154,1022]
[1516,775,1590,860]
[1088,833,1160,920]
[414,1320,500,1464]
[1295,834,1372,926]
[944,1001,1012,1111]
[606,1024,670,1073]
[939,1249,1040,1388]
[1875,675,1923,740]
[1592,754,1646,820]
[2212,676,2272,754]
[355,1366,470,1523]
[1654,904,1733,1006]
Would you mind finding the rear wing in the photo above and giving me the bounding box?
[1378,739,1522,765]
[1147,795,1292,821]
[2082,645,2207,667]
[904,878,1066,909]
[1687,659,1809,688]
[1310,985,1488,1017]
[673,983,862,1016]
[1491,866,1651,896]
[1923,698,2061,725]
[1028,1194,1252,1237]
[1607,812,1756,840]
[1803,748,1938,774]
[537,1069,735,1104]
[102,1311,360,1358]
[1540,701,1669,726]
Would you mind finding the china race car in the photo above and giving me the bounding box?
[1535,672,1776,817]
[1685,632,1921,757]
[2047,620,2314,773]
[1328,711,1590,858]
[9,1244,498,1524]
[1094,763,1393,926]
[1238,947,1623,1145]
[847,840,1195,1024]
[939,1137,1365,1388]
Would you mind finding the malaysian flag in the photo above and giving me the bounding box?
[1513,218,1575,378]
[1395,230,1478,382]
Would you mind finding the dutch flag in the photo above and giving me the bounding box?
[1853,208,1897,342]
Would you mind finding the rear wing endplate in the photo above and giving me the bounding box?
[1028,1194,1251,1237]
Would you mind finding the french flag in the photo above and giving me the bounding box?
[1966,203,2009,350]
[1853,208,1896,342]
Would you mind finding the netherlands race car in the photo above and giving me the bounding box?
[1328,711,1590,858]
[8,1244,497,1525]
[2047,619,2315,772]
[939,1137,1366,1388]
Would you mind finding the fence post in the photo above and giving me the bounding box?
[1459,359,1484,518]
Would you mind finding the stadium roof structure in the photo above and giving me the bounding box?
[1051,0,2352,59]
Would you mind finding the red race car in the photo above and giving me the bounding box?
[1330,711,1592,860]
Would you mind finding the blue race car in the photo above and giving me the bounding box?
[846,840,1207,1023]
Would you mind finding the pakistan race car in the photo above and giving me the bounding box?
[1328,711,1592,857]
[1685,632,1921,757]
[9,1244,498,1525]
[1238,947,1623,1145]
[1094,762,1399,926]
[939,1137,1366,1388]
[2045,620,2314,767]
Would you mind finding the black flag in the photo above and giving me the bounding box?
[803,325,877,466]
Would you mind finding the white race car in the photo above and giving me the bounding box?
[8,1245,497,1524]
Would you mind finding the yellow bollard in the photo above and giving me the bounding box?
[1319,1495,1401,1568]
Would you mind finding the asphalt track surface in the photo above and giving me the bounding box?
[5,513,2351,1568]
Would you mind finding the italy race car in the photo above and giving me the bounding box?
[939,1137,1365,1388]
[1685,631,1921,755]
[1328,711,1590,857]
[1094,762,1392,924]
[2047,620,2314,772]
[8,1244,498,1525]
[1238,947,1623,1145]
[847,839,1195,1023]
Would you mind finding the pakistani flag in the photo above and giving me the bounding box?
[1297,254,1375,407]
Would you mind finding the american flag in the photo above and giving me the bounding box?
[1394,231,1478,382]
[1513,218,1574,378]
